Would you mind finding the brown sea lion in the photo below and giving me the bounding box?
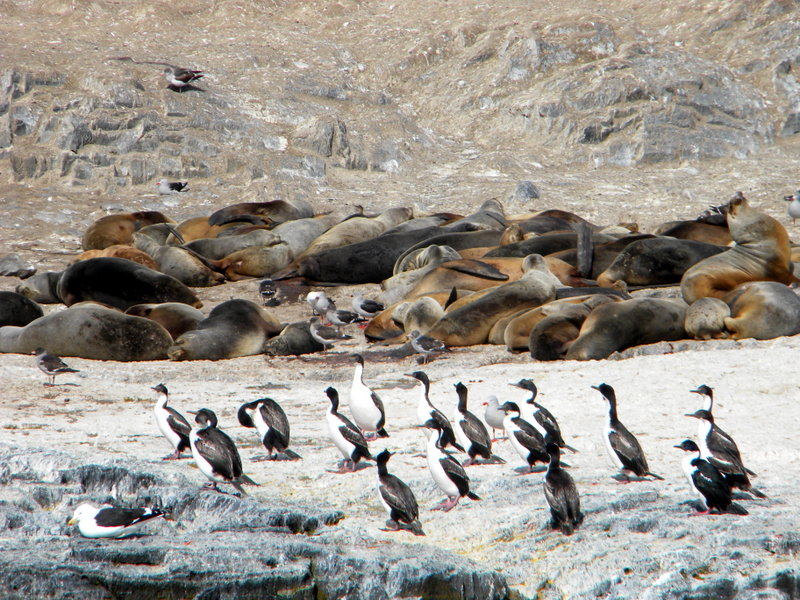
[684,297,730,340]
[211,242,295,281]
[207,199,314,227]
[57,257,202,311]
[723,281,800,340]
[681,192,795,304]
[392,296,445,334]
[0,303,173,360]
[71,245,158,270]
[423,255,560,346]
[168,299,283,360]
[125,302,206,340]
[654,221,732,246]
[364,289,471,341]
[81,211,173,250]
[565,297,687,361]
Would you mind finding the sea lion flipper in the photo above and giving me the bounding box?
[443,260,509,281]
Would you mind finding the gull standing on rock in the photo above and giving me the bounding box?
[674,439,748,515]
[325,303,367,333]
[33,347,79,386]
[306,291,332,316]
[784,190,800,225]
[188,408,258,495]
[325,386,372,473]
[422,418,480,511]
[152,383,191,460]
[375,449,424,535]
[352,292,385,319]
[593,383,664,482]
[156,178,189,194]
[163,65,204,90]
[69,503,165,539]
[482,396,506,441]
[350,354,389,440]
[409,330,449,364]
[309,316,351,350]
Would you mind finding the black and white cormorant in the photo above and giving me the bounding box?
[34,347,79,386]
[406,371,463,452]
[422,418,480,511]
[68,503,165,538]
[674,439,748,515]
[152,383,191,460]
[325,386,372,473]
[352,292,385,319]
[350,354,389,440]
[593,383,664,482]
[188,408,257,494]
[238,397,301,461]
[684,408,765,498]
[375,449,425,535]
[543,443,584,535]
[499,401,551,473]
[511,379,575,452]
[453,382,504,466]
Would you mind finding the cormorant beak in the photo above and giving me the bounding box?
[684,413,698,418]
[187,410,198,415]
[590,385,600,391]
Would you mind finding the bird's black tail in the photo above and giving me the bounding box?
[647,471,665,481]
[282,449,302,460]
[467,491,481,501]
[377,428,390,438]
[408,520,426,536]
[749,487,767,499]
[726,502,749,516]
[239,474,259,486]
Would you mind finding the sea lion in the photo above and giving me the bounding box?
[681,192,795,304]
[0,291,43,327]
[270,212,345,257]
[212,242,295,280]
[125,302,206,340]
[262,321,325,356]
[547,234,654,279]
[57,257,202,311]
[565,297,687,361]
[654,221,732,246]
[168,299,283,361]
[170,216,227,243]
[71,245,158,270]
[207,199,314,227]
[483,231,615,258]
[382,245,463,305]
[130,233,226,287]
[393,230,504,271]
[392,296,445,334]
[723,281,800,340]
[0,303,173,360]
[364,289,471,341]
[184,229,282,260]
[424,255,560,346]
[596,237,726,288]
[15,271,62,304]
[514,209,597,235]
[441,198,506,232]
[81,211,173,250]
[684,297,730,340]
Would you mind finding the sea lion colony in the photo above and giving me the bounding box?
[3,190,800,361]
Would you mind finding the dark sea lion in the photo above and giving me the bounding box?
[654,221,732,246]
[547,234,654,279]
[441,198,506,232]
[71,245,158,270]
[514,209,598,235]
[681,192,795,304]
[723,281,800,340]
[424,255,560,346]
[393,230,504,271]
[0,303,173,360]
[262,321,325,356]
[483,231,615,258]
[57,257,202,311]
[168,299,283,360]
[565,298,687,361]
[125,302,206,340]
[0,291,43,327]
[596,237,726,288]
[15,271,62,304]
[81,211,173,250]
[207,199,314,227]
[292,225,443,285]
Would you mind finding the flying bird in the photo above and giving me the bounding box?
[152,383,191,460]
[593,383,664,482]
[375,449,424,535]
[33,347,79,386]
[68,503,165,538]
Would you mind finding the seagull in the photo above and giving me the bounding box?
[543,443,583,535]
[408,330,449,364]
[306,291,332,316]
[422,418,480,511]
[68,503,165,538]
[593,383,664,482]
[452,382,504,466]
[350,354,389,440]
[325,386,372,473]
[309,316,351,350]
[325,303,367,333]
[405,370,463,452]
[238,398,301,461]
[784,190,800,225]
[163,65,204,90]
[351,292,385,319]
[482,395,506,441]
[674,439,748,515]
[156,178,189,194]
[375,449,424,535]
[33,347,79,386]
[152,383,191,460]
[188,408,258,495]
